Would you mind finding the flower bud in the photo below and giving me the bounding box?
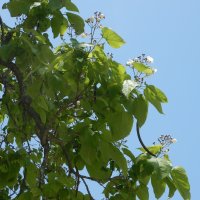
[171,138,177,143]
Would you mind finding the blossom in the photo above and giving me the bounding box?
[152,68,157,73]
[122,80,139,97]
[76,100,81,106]
[146,56,154,63]
[85,16,94,23]
[126,59,134,66]
[99,13,105,19]
[171,138,177,143]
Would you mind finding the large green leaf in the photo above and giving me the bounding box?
[66,12,85,34]
[151,173,166,199]
[171,166,191,200]
[164,176,177,198]
[79,129,98,165]
[4,1,31,17]
[109,144,128,176]
[147,157,172,179]
[102,27,125,48]
[147,85,168,103]
[144,85,167,114]
[51,11,68,38]
[132,95,148,127]
[64,0,79,12]
[107,111,133,141]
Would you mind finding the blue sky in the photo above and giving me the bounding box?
[1,0,200,199]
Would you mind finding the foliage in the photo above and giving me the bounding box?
[0,1,190,199]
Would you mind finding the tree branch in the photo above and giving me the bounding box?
[136,122,156,157]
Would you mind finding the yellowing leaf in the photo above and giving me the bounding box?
[102,27,125,48]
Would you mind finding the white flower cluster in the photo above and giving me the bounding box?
[85,12,105,24]
[126,55,157,74]
[126,55,154,65]
[122,80,139,97]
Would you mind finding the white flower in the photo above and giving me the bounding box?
[152,68,157,73]
[99,13,105,19]
[89,16,95,23]
[122,80,139,97]
[146,56,154,63]
[76,100,81,106]
[85,16,95,23]
[126,59,134,66]
[171,138,177,143]
[80,33,87,38]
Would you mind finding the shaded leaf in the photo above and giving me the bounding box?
[66,12,84,34]
[151,173,166,199]
[136,184,149,200]
[164,176,177,198]
[132,95,148,127]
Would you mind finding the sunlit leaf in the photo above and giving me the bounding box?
[171,166,191,200]
[102,27,125,48]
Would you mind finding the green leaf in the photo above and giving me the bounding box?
[107,111,133,141]
[144,85,167,114]
[5,1,31,17]
[132,95,148,127]
[122,148,136,163]
[17,192,33,200]
[136,184,149,200]
[147,85,168,103]
[133,62,154,75]
[151,173,166,199]
[66,12,85,34]
[109,144,128,176]
[79,129,98,165]
[147,157,172,179]
[51,11,68,38]
[64,0,79,12]
[164,176,177,198]
[26,163,38,187]
[138,145,162,155]
[171,166,191,200]
[86,164,111,181]
[38,96,49,111]
[102,27,125,48]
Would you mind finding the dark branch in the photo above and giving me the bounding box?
[0,16,5,44]
[136,122,156,157]
[80,176,94,200]
[0,59,46,143]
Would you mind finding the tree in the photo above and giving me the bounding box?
[0,1,190,199]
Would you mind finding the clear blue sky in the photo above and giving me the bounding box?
[1,0,200,199]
